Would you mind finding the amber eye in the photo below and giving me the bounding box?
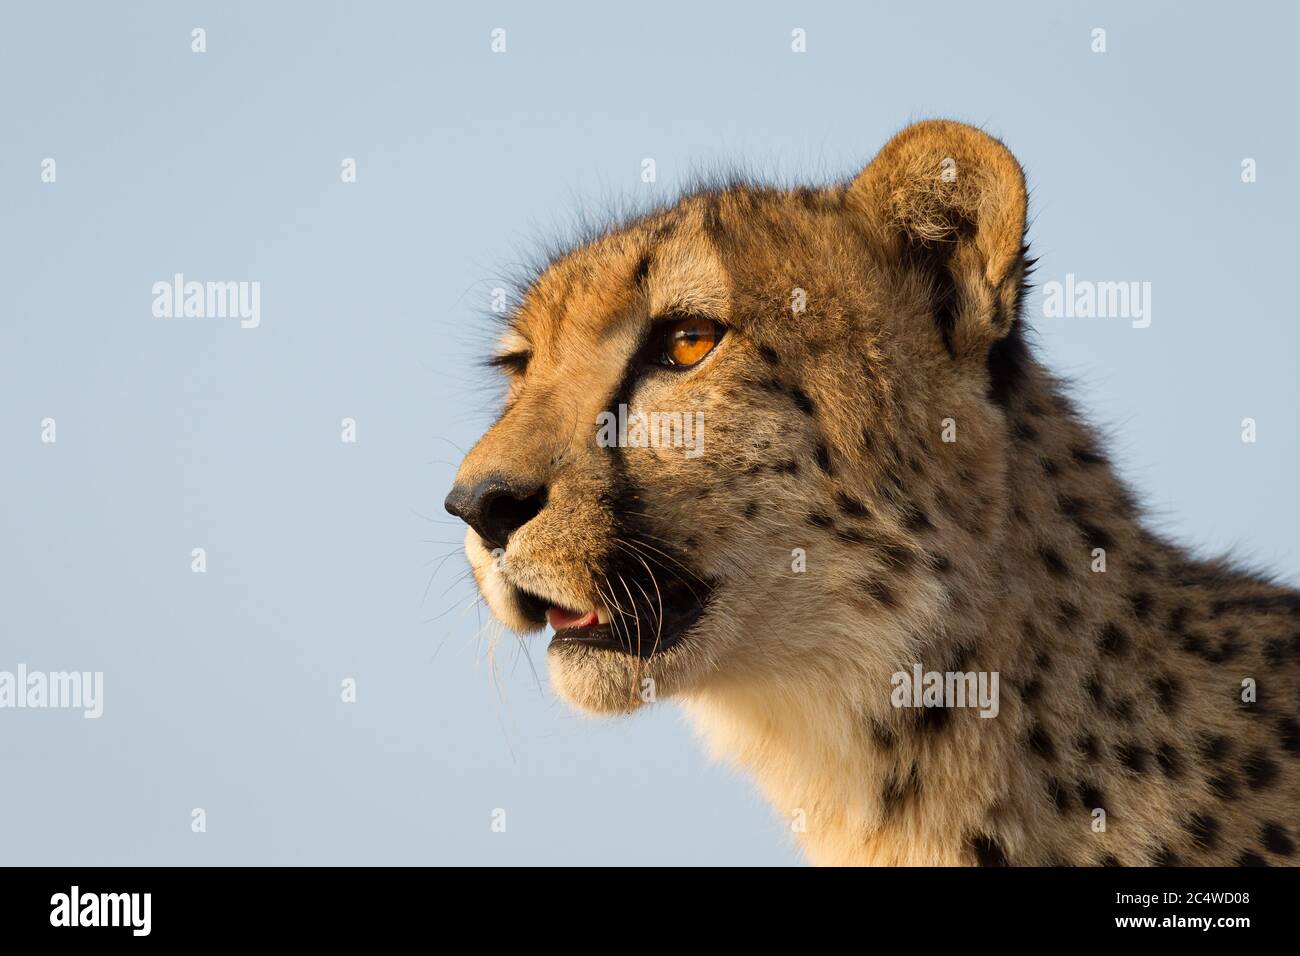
[659,316,723,368]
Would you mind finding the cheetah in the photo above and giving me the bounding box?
[445,120,1299,866]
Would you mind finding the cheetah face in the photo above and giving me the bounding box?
[445,218,756,714]
[447,122,1031,714]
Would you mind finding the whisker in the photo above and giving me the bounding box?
[613,525,708,584]
[411,507,463,526]
[613,538,706,604]
[626,556,665,655]
[616,573,643,659]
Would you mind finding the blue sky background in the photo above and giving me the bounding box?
[1,1,1296,864]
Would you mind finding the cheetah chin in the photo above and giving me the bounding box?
[447,120,1300,866]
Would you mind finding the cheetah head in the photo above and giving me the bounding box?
[447,120,1032,715]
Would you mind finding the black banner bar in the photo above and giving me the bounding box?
[0,865,1290,942]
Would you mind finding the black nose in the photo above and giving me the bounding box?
[444,476,547,550]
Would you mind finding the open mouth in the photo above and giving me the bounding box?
[548,600,706,657]
[518,578,711,658]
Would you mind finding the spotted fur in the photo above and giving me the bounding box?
[450,120,1299,866]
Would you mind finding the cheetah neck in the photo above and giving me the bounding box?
[683,363,1298,866]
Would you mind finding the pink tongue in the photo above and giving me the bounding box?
[546,607,599,630]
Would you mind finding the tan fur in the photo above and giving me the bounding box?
[452,120,1300,866]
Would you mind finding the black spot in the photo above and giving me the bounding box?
[1208,772,1239,800]
[1080,522,1115,550]
[1071,446,1108,467]
[1167,605,1190,634]
[648,218,679,244]
[757,344,781,367]
[1186,814,1219,849]
[1156,743,1183,778]
[1076,735,1100,760]
[1077,782,1105,811]
[814,444,832,474]
[743,501,759,519]
[1106,696,1134,721]
[1040,457,1061,478]
[701,194,728,247]
[1244,750,1279,790]
[1100,623,1129,656]
[1278,716,1299,755]
[928,553,952,574]
[881,542,916,570]
[630,254,653,288]
[1039,546,1069,577]
[1130,591,1154,620]
[1012,419,1039,443]
[1263,637,1290,666]
[793,186,821,210]
[1152,847,1182,867]
[902,505,933,533]
[1206,640,1242,664]
[834,493,869,518]
[915,700,951,733]
[789,385,815,416]
[1021,676,1042,705]
[1260,823,1295,856]
[877,471,905,503]
[870,719,897,750]
[1028,723,1056,761]
[1056,491,1088,515]
[1180,632,1209,657]
[806,512,834,529]
[1084,676,1105,708]
[881,763,920,818]
[1151,674,1181,712]
[1236,851,1269,867]
[969,834,1009,867]
[835,527,869,545]
[986,321,1030,409]
[1116,743,1150,773]
[1099,854,1121,867]
[1054,600,1078,626]
[861,578,897,610]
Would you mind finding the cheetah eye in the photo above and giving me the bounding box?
[487,350,530,375]
[657,316,724,368]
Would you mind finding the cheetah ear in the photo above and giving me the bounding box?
[848,120,1028,355]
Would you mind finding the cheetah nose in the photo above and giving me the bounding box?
[444,475,547,550]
